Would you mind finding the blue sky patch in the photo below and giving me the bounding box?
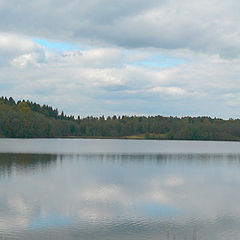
[33,38,78,51]
[29,214,73,229]
[132,202,181,218]
[132,54,186,68]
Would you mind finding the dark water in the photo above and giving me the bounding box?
[1,139,240,239]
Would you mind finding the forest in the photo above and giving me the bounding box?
[1,96,240,141]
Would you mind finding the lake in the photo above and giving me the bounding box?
[1,139,240,240]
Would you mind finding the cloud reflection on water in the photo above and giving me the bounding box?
[0,153,240,239]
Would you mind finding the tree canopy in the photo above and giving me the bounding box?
[0,96,240,141]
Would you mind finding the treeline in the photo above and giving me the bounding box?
[1,96,240,140]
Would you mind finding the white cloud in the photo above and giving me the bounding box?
[149,86,187,96]
[80,184,130,204]
[0,1,240,117]
[0,32,46,68]
[1,0,240,56]
[1,43,240,118]
[8,195,30,214]
[165,176,184,187]
[11,53,41,68]
[0,33,35,52]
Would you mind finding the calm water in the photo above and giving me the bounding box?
[1,139,240,240]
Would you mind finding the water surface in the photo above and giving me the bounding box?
[1,139,240,239]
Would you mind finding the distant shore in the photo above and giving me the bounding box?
[1,97,240,141]
[1,135,240,142]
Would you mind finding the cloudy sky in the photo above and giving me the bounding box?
[1,0,240,118]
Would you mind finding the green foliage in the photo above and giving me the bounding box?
[0,96,240,141]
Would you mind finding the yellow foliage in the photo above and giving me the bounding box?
[18,102,31,114]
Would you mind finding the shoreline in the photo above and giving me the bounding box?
[0,135,240,142]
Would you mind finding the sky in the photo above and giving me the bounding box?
[1,0,240,118]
